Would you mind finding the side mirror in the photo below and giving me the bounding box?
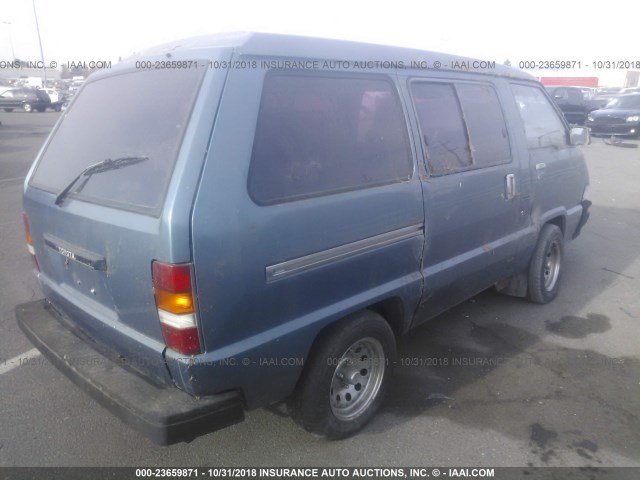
[570,126,589,146]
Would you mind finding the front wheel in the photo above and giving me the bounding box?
[288,311,396,439]
[528,224,564,304]
[23,103,33,113]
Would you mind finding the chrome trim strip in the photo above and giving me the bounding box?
[266,224,424,283]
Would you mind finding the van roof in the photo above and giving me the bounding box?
[131,31,535,81]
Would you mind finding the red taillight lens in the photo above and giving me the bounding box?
[152,262,192,293]
[159,323,201,356]
[23,212,39,271]
[152,261,201,355]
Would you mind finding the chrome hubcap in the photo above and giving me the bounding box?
[543,240,561,291]
[330,337,385,421]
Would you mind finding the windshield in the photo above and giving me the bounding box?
[30,67,205,215]
[605,95,640,109]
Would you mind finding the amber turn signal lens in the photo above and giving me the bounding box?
[23,212,33,245]
[154,289,194,314]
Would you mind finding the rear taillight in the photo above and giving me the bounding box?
[23,213,39,271]
[152,261,201,355]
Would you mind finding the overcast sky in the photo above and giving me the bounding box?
[1,0,635,84]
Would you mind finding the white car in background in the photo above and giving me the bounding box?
[42,88,66,111]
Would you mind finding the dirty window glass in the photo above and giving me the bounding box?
[248,73,412,204]
[511,84,567,149]
[456,84,511,167]
[30,68,205,215]
[410,83,472,175]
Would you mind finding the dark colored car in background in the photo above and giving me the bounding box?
[545,86,591,125]
[0,88,52,112]
[591,87,623,110]
[586,94,640,137]
[616,87,640,95]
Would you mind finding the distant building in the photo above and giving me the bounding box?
[0,67,61,86]
[533,68,640,88]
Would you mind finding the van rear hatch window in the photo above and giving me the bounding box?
[30,67,205,215]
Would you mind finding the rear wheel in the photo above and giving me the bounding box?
[528,224,564,304]
[288,310,395,438]
[23,103,33,113]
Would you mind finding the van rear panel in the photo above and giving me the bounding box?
[23,50,232,385]
[25,189,171,382]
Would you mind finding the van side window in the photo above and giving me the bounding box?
[410,83,472,175]
[511,84,567,149]
[456,84,511,167]
[248,73,412,205]
[411,82,510,175]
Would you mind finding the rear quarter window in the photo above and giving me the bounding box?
[248,72,412,204]
[30,67,205,215]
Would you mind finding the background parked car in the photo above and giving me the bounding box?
[590,87,623,110]
[595,87,622,96]
[586,94,640,137]
[575,86,597,100]
[42,88,67,112]
[0,88,51,112]
[545,86,591,125]
[617,87,640,95]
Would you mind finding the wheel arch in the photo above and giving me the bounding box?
[367,296,409,336]
[291,299,404,390]
[545,215,566,237]
[497,217,566,299]
[286,306,397,437]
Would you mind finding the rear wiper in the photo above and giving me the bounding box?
[54,156,149,206]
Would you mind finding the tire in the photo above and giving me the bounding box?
[23,103,33,113]
[3,108,13,112]
[288,310,396,439]
[54,105,61,112]
[528,224,564,304]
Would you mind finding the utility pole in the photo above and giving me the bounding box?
[31,0,47,87]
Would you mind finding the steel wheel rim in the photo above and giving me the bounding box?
[543,240,561,291]
[330,337,385,421]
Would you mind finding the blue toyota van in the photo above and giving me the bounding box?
[16,32,591,444]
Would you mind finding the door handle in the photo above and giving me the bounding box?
[505,173,516,200]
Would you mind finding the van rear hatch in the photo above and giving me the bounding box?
[23,65,209,384]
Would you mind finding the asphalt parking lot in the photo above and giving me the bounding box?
[0,111,638,468]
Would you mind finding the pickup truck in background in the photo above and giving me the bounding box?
[545,85,604,125]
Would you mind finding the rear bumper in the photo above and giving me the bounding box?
[15,299,244,445]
